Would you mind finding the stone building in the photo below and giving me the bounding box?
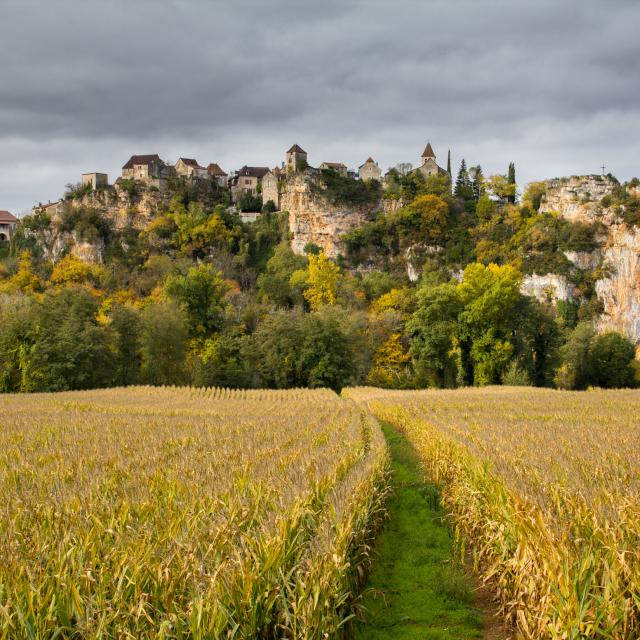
[121,154,170,187]
[229,166,270,203]
[207,163,228,187]
[0,210,18,242]
[286,144,307,173]
[358,157,382,182]
[319,162,348,176]
[81,172,108,190]
[31,200,63,220]
[261,170,279,209]
[418,142,446,178]
[175,158,208,179]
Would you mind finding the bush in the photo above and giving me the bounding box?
[238,192,262,212]
[501,361,532,386]
[59,204,112,243]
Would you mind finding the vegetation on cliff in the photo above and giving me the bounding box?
[1,164,639,393]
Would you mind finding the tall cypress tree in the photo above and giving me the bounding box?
[507,162,516,203]
[446,149,451,175]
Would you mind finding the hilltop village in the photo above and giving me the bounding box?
[21,141,452,261]
[31,141,446,219]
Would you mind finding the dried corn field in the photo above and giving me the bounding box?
[347,386,640,640]
[0,387,388,639]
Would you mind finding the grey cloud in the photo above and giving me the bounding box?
[1,0,639,213]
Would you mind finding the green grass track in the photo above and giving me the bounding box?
[354,422,488,640]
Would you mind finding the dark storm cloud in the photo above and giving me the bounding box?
[1,0,639,213]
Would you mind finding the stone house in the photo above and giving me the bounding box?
[229,166,270,203]
[32,200,63,220]
[319,162,348,176]
[0,210,17,242]
[207,163,228,188]
[358,157,382,182]
[121,154,172,189]
[175,158,208,179]
[418,142,446,178]
[261,170,279,209]
[286,144,307,173]
[81,172,108,190]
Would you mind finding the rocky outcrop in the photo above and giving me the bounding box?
[521,274,575,303]
[382,197,406,214]
[535,174,640,344]
[595,225,640,343]
[563,249,601,271]
[406,244,442,282]
[281,171,379,258]
[73,183,172,230]
[539,174,618,224]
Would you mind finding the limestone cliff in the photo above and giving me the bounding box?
[72,183,170,230]
[595,225,640,342]
[521,273,575,303]
[30,178,227,264]
[538,175,640,343]
[539,175,618,224]
[280,171,380,258]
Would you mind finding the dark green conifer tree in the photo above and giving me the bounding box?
[470,165,484,200]
[507,161,516,203]
[454,159,473,201]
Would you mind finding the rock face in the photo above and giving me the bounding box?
[74,185,169,230]
[539,174,618,224]
[563,249,601,271]
[281,171,378,258]
[538,174,640,344]
[521,274,575,303]
[595,225,640,343]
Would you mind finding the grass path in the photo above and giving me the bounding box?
[354,422,495,640]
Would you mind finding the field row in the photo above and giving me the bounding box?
[347,386,640,639]
[0,387,388,639]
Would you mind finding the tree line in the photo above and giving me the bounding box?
[1,166,638,392]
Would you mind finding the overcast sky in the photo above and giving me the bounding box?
[1,0,639,215]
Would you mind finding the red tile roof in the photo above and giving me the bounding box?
[360,157,376,166]
[422,143,435,158]
[122,154,163,169]
[0,210,18,223]
[287,144,306,154]
[207,163,227,176]
[179,157,202,168]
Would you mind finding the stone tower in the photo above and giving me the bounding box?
[286,144,308,173]
[419,142,442,178]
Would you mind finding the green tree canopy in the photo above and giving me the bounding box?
[164,264,229,336]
